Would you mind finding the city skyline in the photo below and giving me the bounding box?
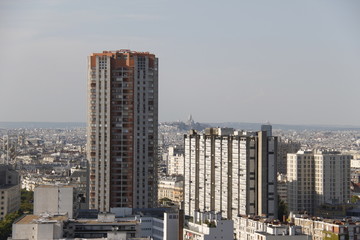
[1,0,360,126]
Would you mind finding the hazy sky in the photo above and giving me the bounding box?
[0,0,359,125]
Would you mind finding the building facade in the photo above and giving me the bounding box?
[293,214,360,240]
[235,216,307,240]
[0,165,20,220]
[87,50,158,211]
[277,139,301,175]
[167,146,184,176]
[183,212,234,240]
[287,150,351,214]
[34,185,77,219]
[184,128,278,220]
[158,176,184,206]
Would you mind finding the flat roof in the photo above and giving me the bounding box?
[16,215,68,224]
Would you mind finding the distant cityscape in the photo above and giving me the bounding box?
[1,50,360,240]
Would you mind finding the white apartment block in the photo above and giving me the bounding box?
[287,150,351,214]
[184,128,278,220]
[167,146,184,176]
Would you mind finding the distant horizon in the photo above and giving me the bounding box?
[1,120,360,129]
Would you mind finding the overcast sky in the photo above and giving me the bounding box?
[0,0,359,126]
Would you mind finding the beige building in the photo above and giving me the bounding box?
[158,176,183,206]
[12,215,67,240]
[0,165,20,220]
[287,150,351,214]
[293,214,360,240]
[87,50,158,211]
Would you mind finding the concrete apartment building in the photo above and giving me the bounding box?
[277,139,301,175]
[167,146,184,176]
[0,165,20,220]
[184,128,278,220]
[87,50,158,211]
[287,150,351,215]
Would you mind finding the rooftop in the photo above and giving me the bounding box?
[15,214,68,224]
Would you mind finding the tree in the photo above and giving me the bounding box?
[20,189,34,213]
[0,211,22,240]
[351,195,359,204]
[278,199,288,222]
[0,189,34,240]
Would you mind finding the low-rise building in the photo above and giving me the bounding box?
[34,185,79,219]
[293,214,360,240]
[158,176,183,206]
[12,214,68,240]
[11,207,182,240]
[235,215,307,240]
[183,212,233,240]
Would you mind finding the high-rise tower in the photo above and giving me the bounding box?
[184,128,278,220]
[87,50,158,211]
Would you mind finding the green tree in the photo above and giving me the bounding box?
[0,211,22,240]
[20,189,34,213]
[351,195,359,204]
[0,189,34,239]
[278,199,288,222]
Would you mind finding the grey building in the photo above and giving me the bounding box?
[34,185,78,219]
[184,128,278,220]
[0,165,20,220]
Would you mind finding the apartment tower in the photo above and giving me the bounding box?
[87,50,158,211]
[184,128,278,220]
[287,150,351,214]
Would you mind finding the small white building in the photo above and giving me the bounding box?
[34,185,76,218]
[183,212,233,240]
[12,214,67,240]
[167,146,184,176]
[235,216,308,240]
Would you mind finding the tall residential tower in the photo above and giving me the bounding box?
[184,128,278,220]
[87,50,158,211]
